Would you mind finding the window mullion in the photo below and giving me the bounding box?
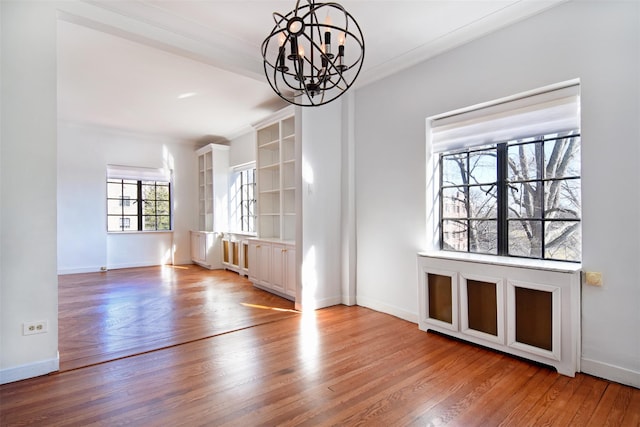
[537,140,546,258]
[120,179,125,231]
[497,143,508,256]
[137,181,143,231]
[465,152,471,252]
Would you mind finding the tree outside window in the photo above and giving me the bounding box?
[440,131,581,262]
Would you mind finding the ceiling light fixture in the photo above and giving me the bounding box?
[261,0,365,107]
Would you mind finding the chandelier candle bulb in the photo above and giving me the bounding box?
[289,37,298,60]
[324,14,332,57]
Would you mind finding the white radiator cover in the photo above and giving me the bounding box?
[417,251,581,377]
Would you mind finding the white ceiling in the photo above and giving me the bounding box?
[57,0,564,143]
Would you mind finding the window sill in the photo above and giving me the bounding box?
[224,231,257,238]
[417,250,581,273]
[108,230,173,235]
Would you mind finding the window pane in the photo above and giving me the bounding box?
[157,216,171,230]
[545,221,581,261]
[508,220,542,258]
[156,184,170,200]
[108,215,137,232]
[508,143,540,181]
[143,216,157,230]
[545,136,580,179]
[442,153,467,186]
[157,201,170,215]
[107,199,136,215]
[442,220,467,251]
[507,182,542,219]
[142,184,156,199]
[143,200,156,216]
[544,179,580,219]
[442,187,467,218]
[107,199,122,215]
[123,183,138,200]
[469,185,497,218]
[468,149,497,185]
[469,220,497,254]
[107,182,122,198]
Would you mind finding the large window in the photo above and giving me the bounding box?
[229,165,256,233]
[440,131,581,261]
[106,165,172,232]
[431,82,581,262]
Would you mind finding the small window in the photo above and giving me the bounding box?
[106,166,172,232]
[229,165,256,233]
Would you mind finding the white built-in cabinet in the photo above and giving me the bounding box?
[190,143,229,269]
[255,106,296,241]
[248,239,295,300]
[248,106,298,301]
[417,252,581,377]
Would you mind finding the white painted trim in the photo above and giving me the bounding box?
[356,296,419,324]
[58,266,104,275]
[581,358,640,389]
[507,279,562,362]
[0,354,59,385]
[106,261,172,270]
[251,105,295,130]
[341,295,357,306]
[459,272,505,345]
[59,260,193,275]
[310,296,343,311]
[417,265,459,332]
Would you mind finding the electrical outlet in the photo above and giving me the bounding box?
[584,271,603,287]
[23,321,48,336]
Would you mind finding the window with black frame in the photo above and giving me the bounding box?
[106,166,172,232]
[229,166,256,233]
[440,132,581,261]
[432,82,581,262]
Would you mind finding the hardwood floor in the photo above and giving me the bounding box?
[1,267,638,425]
[58,265,297,371]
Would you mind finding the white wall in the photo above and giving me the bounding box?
[57,122,198,273]
[229,131,256,168]
[1,1,59,383]
[354,0,640,387]
[299,101,344,309]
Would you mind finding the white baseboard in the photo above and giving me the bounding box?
[58,261,194,275]
[58,266,104,275]
[341,294,357,306]
[581,358,640,389]
[356,296,419,324]
[0,354,59,385]
[313,295,343,310]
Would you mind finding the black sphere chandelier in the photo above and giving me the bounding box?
[261,0,365,107]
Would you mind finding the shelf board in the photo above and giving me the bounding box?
[283,159,295,165]
[259,162,280,170]
[260,212,280,216]
[259,189,280,194]
[258,140,279,149]
[283,186,295,192]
